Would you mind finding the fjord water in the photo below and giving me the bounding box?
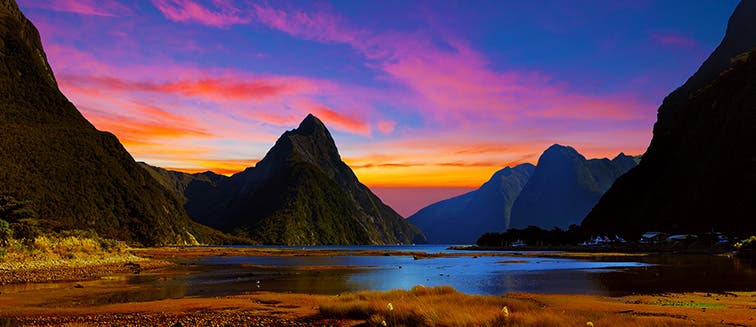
[51,245,753,307]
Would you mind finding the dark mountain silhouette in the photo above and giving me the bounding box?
[582,0,756,238]
[407,164,534,244]
[0,0,228,245]
[509,145,637,230]
[160,115,426,245]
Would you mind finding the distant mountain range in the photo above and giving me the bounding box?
[409,145,638,244]
[143,115,427,245]
[510,145,639,230]
[407,164,534,244]
[0,0,231,246]
[582,0,756,238]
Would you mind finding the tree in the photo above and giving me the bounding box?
[0,219,12,246]
[0,193,37,222]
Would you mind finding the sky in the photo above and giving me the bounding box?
[18,0,739,216]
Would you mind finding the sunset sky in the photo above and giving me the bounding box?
[18,0,738,216]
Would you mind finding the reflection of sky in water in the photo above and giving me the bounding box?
[17,247,753,307]
[194,254,647,295]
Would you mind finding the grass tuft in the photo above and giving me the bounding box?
[319,286,700,327]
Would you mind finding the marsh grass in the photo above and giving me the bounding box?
[319,285,534,326]
[319,286,697,327]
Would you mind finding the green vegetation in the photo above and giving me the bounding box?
[0,1,238,246]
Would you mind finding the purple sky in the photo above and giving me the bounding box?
[17,0,739,215]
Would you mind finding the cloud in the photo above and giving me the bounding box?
[151,0,250,28]
[308,105,371,136]
[23,0,132,17]
[377,121,397,133]
[36,2,657,187]
[60,74,300,102]
[650,33,697,48]
[242,3,648,123]
[146,1,650,123]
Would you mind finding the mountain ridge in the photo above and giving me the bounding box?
[155,114,427,245]
[582,0,756,238]
[408,163,534,244]
[0,0,230,245]
[409,144,637,244]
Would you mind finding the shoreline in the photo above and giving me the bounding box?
[0,245,742,286]
[1,247,753,326]
[449,244,736,255]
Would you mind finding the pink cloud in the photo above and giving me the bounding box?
[238,4,650,123]
[377,121,397,133]
[145,1,650,123]
[251,3,361,44]
[22,0,132,17]
[650,33,697,48]
[151,0,250,28]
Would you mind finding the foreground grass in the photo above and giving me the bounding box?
[318,286,699,327]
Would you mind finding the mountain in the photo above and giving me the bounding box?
[509,145,637,230]
[407,164,534,244]
[138,163,227,204]
[168,114,426,245]
[582,1,756,238]
[0,0,228,245]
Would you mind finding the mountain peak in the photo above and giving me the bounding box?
[294,113,327,136]
[544,143,577,153]
[539,144,584,164]
[613,152,630,160]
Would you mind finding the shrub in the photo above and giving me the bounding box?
[0,194,37,223]
[734,235,756,250]
[0,219,12,246]
[10,221,39,246]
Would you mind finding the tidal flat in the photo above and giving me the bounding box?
[0,245,753,326]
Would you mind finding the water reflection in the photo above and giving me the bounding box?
[6,247,753,307]
[591,254,756,296]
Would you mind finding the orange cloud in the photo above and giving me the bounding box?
[60,74,296,102]
[309,106,371,135]
[165,158,258,176]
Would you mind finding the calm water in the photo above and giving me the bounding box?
[12,245,756,306]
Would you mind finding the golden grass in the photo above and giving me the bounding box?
[318,286,704,327]
[320,285,534,326]
[0,235,127,264]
